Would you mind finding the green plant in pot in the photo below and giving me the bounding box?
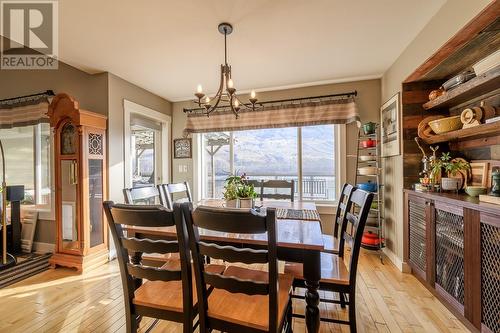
[223,173,258,208]
[223,175,240,207]
[438,152,470,191]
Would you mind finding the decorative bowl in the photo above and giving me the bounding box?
[357,182,377,192]
[428,88,444,101]
[428,116,462,134]
[465,186,487,197]
[359,155,376,161]
[358,166,378,175]
[361,139,377,148]
[362,122,377,135]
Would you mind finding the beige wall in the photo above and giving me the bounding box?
[107,73,172,204]
[380,0,493,269]
[0,37,108,114]
[0,60,171,246]
[171,79,381,231]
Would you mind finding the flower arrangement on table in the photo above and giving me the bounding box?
[223,173,258,208]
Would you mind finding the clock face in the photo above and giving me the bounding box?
[174,139,191,158]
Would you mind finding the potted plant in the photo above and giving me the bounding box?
[237,174,258,208]
[434,152,470,191]
[222,173,258,208]
[223,175,240,207]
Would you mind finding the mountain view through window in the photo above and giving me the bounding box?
[202,125,336,201]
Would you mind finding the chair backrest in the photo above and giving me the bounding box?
[333,183,355,239]
[179,202,279,333]
[103,202,193,320]
[158,182,192,209]
[338,189,373,285]
[261,179,294,202]
[122,186,160,205]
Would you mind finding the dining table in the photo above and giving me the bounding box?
[125,199,325,333]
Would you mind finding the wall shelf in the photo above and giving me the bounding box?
[422,67,500,111]
[422,121,500,144]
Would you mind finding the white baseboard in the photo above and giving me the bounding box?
[108,248,117,260]
[382,247,404,272]
[33,242,55,254]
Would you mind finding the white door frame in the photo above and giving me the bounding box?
[123,100,171,188]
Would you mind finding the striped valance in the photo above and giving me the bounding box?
[0,102,50,129]
[184,97,359,134]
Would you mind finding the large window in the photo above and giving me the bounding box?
[201,124,338,202]
[0,123,52,209]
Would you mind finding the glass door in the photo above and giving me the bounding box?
[130,115,163,188]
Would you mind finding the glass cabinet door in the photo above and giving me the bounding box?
[88,159,104,247]
[61,160,80,251]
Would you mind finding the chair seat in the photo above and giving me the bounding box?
[133,264,225,312]
[284,252,350,285]
[322,234,339,254]
[207,266,293,331]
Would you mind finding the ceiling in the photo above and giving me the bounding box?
[56,0,446,101]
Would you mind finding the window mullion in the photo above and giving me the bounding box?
[34,124,42,205]
[229,131,235,174]
[297,127,303,201]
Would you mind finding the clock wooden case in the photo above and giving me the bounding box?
[48,94,108,272]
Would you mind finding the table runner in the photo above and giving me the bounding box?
[275,208,321,221]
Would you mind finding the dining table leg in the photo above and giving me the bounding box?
[303,250,321,333]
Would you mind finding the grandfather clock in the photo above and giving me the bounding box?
[48,94,108,272]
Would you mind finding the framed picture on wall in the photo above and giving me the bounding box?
[174,138,192,159]
[380,92,401,157]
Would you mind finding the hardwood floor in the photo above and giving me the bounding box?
[0,250,469,333]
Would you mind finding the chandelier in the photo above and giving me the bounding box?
[192,23,259,118]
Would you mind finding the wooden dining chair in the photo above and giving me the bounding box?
[158,181,192,209]
[322,183,355,254]
[123,186,160,205]
[284,189,374,333]
[103,202,224,333]
[261,179,295,202]
[179,202,294,333]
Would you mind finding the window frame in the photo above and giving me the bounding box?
[193,124,346,206]
[0,123,55,219]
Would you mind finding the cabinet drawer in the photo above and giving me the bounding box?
[434,205,464,311]
[408,198,427,276]
[480,213,500,333]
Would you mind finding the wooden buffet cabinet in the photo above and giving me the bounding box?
[404,190,499,333]
[397,4,500,332]
[48,94,109,272]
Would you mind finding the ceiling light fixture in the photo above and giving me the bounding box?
[192,23,259,118]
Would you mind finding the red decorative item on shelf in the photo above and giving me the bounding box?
[361,138,377,148]
[361,231,384,249]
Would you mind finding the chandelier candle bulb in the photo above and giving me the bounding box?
[197,85,203,94]
[250,90,256,99]
[227,79,234,89]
